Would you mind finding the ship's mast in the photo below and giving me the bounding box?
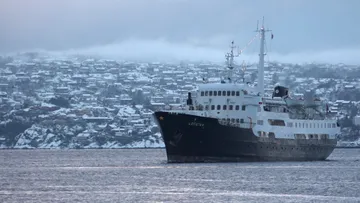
[225,40,237,83]
[256,17,271,96]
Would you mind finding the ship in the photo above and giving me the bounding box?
[153,19,341,163]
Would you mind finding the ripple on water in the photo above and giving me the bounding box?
[0,148,359,203]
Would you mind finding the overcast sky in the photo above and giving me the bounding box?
[1,0,359,63]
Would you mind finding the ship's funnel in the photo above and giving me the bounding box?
[272,85,289,98]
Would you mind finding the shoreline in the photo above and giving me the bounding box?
[1,146,360,150]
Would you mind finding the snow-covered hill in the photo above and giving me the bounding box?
[1,54,360,149]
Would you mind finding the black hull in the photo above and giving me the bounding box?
[154,111,337,163]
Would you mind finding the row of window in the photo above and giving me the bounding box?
[294,122,336,128]
[221,118,245,123]
[257,120,337,128]
[200,90,248,97]
[258,131,330,140]
[268,119,286,126]
[295,134,329,139]
[201,104,246,111]
[258,131,275,138]
[263,106,288,113]
[257,119,285,126]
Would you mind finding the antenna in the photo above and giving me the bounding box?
[225,40,237,83]
[255,17,271,96]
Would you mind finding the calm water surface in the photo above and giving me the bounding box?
[1,148,360,203]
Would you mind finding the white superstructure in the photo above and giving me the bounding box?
[171,18,340,141]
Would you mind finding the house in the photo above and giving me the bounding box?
[353,115,360,126]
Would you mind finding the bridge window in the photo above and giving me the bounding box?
[201,91,204,96]
[229,105,233,110]
[235,105,239,110]
[205,91,208,96]
[240,119,244,123]
[332,123,336,128]
[214,91,217,96]
[231,118,235,123]
[231,91,235,96]
[327,123,331,128]
[268,119,285,126]
[205,105,209,110]
[211,105,215,110]
[236,91,240,96]
[236,118,240,123]
[218,91,221,96]
[257,120,263,125]
[209,91,213,96]
[222,91,226,96]
[223,105,227,110]
[242,105,246,111]
[217,105,221,110]
[227,91,230,96]
[295,123,297,128]
[287,122,293,127]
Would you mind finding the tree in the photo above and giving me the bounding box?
[143,97,153,110]
[284,76,292,87]
[132,90,145,105]
[49,97,71,108]
[22,99,33,109]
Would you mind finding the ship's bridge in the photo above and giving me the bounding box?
[185,82,261,123]
[196,83,258,96]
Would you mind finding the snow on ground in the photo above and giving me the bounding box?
[117,105,136,117]
[83,142,100,149]
[38,140,62,149]
[337,141,360,147]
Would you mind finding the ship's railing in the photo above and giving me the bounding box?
[218,120,255,129]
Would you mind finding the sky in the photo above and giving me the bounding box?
[1,0,360,64]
